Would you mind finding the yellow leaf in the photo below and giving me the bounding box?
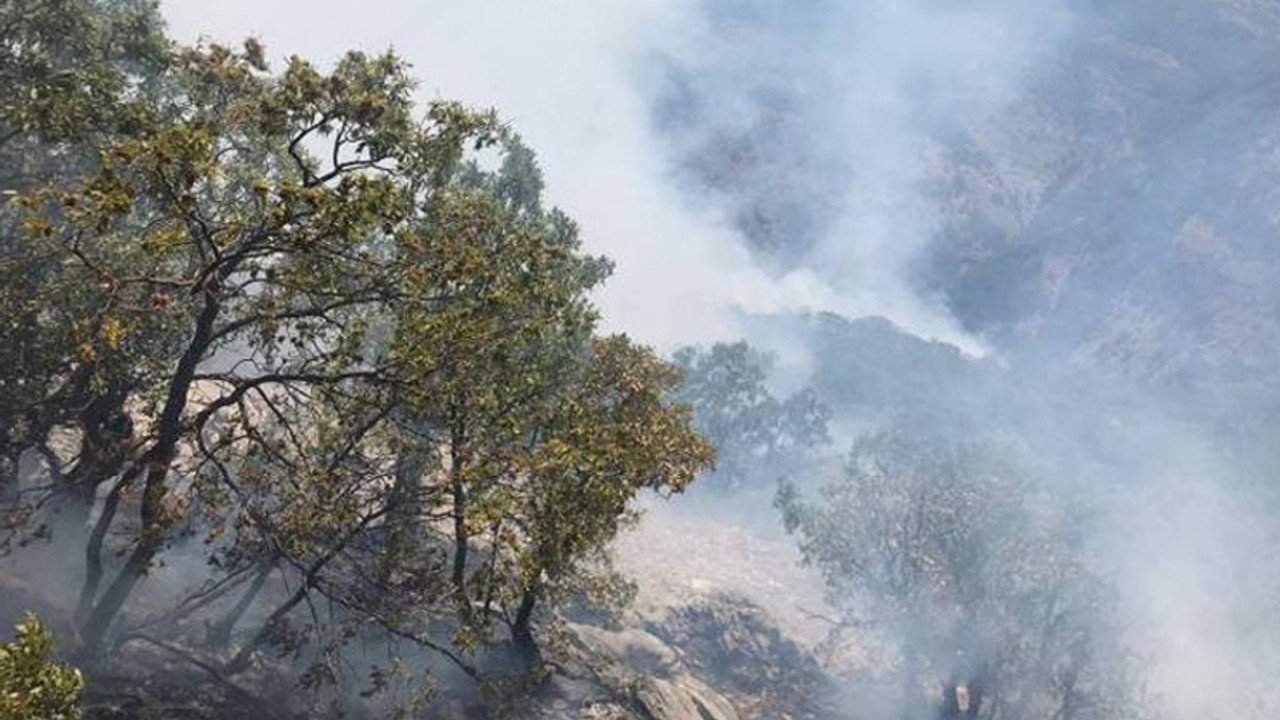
[101,316,124,350]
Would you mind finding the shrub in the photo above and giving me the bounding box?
[0,614,82,720]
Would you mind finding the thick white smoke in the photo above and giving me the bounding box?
[161,0,1072,354]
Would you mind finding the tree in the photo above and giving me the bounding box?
[673,341,829,492]
[0,0,169,517]
[2,19,712,712]
[0,614,83,720]
[372,135,713,658]
[7,40,491,660]
[502,335,713,649]
[0,0,168,153]
[777,424,1138,720]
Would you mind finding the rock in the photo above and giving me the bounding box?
[569,624,681,675]
[532,621,743,720]
[545,675,612,707]
[634,676,741,720]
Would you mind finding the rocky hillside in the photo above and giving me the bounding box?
[932,0,1280,383]
[656,0,1280,385]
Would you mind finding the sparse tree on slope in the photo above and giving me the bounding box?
[777,425,1139,720]
[674,341,829,492]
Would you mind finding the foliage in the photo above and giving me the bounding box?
[777,424,1139,720]
[0,7,713,713]
[0,614,83,720]
[0,0,168,149]
[673,342,829,492]
[0,0,169,510]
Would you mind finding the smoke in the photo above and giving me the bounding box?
[162,0,762,349]
[1101,430,1280,720]
[1121,483,1277,718]
[154,3,1280,720]
[161,0,1073,354]
[646,0,1075,356]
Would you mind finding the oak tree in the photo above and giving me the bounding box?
[3,17,712,712]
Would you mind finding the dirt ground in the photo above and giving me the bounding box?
[612,490,835,650]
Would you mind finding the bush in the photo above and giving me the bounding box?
[0,614,83,720]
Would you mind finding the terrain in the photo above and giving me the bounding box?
[7,1,1280,719]
[657,0,1280,385]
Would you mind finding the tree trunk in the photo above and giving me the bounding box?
[0,453,18,502]
[75,287,222,662]
[74,473,130,626]
[225,574,315,675]
[208,559,275,647]
[511,584,538,652]
[940,678,962,719]
[76,526,164,661]
[449,425,470,619]
[966,663,989,719]
[381,443,430,582]
[225,508,384,674]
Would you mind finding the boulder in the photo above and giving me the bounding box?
[634,676,741,720]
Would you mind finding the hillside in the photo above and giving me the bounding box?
[6,2,1280,719]
[656,0,1280,384]
[932,0,1280,383]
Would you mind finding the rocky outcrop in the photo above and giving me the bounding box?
[516,593,836,720]
[634,676,740,720]
[515,622,741,720]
